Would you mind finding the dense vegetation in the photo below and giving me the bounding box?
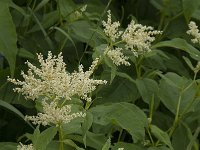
[1,0,200,150]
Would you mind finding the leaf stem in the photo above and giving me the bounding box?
[169,94,182,137]
[58,124,64,150]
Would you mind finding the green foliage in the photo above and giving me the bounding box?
[1,0,200,150]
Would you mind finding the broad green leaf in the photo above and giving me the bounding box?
[63,139,84,150]
[95,76,139,105]
[172,124,190,150]
[29,11,59,33]
[53,26,77,51]
[148,146,171,150]
[102,138,111,150]
[182,56,195,71]
[69,20,102,46]
[152,38,200,61]
[82,112,93,147]
[0,1,18,76]
[158,72,198,114]
[31,126,57,150]
[112,142,145,150]
[18,48,35,59]
[68,132,107,150]
[90,102,148,142]
[182,0,200,22]
[151,125,173,150]
[34,0,50,12]
[58,0,76,17]
[0,100,24,120]
[0,142,17,150]
[136,78,159,105]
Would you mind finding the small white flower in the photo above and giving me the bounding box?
[104,46,130,66]
[25,100,86,126]
[74,5,87,18]
[187,21,200,44]
[102,10,123,42]
[122,20,162,56]
[17,142,34,150]
[118,148,124,150]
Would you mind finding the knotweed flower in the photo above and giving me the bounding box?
[8,51,107,102]
[71,58,107,102]
[102,10,123,42]
[122,20,162,57]
[17,143,34,150]
[104,46,130,66]
[74,5,87,18]
[25,100,86,126]
[187,21,200,44]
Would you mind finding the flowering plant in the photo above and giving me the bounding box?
[1,1,200,150]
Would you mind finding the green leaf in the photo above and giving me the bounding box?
[172,124,190,150]
[63,139,84,150]
[102,138,111,150]
[0,1,18,76]
[151,125,173,150]
[18,48,35,59]
[31,126,57,150]
[90,102,148,142]
[0,142,17,150]
[136,78,159,105]
[112,142,145,150]
[34,0,50,12]
[158,72,198,114]
[152,38,200,61]
[148,146,171,150]
[95,77,139,105]
[58,0,76,17]
[182,56,195,71]
[182,0,200,22]
[69,20,101,46]
[0,100,24,120]
[82,112,93,147]
[68,132,107,150]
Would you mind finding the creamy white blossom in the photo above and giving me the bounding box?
[8,51,107,102]
[74,5,87,18]
[25,100,86,126]
[104,46,130,66]
[102,10,123,42]
[17,143,34,150]
[71,58,107,101]
[118,148,124,150]
[122,20,162,56]
[187,21,200,44]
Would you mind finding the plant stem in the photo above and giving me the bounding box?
[58,124,64,150]
[135,56,144,78]
[118,129,123,142]
[169,94,182,137]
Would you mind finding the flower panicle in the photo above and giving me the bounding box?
[17,142,34,150]
[8,51,107,102]
[187,21,200,44]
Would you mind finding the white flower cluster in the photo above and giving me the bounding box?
[187,21,200,44]
[102,10,123,42]
[17,143,34,150]
[8,52,105,126]
[102,10,161,66]
[122,20,162,57]
[74,5,87,18]
[8,51,107,102]
[118,148,124,150]
[104,46,130,66]
[25,100,86,126]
